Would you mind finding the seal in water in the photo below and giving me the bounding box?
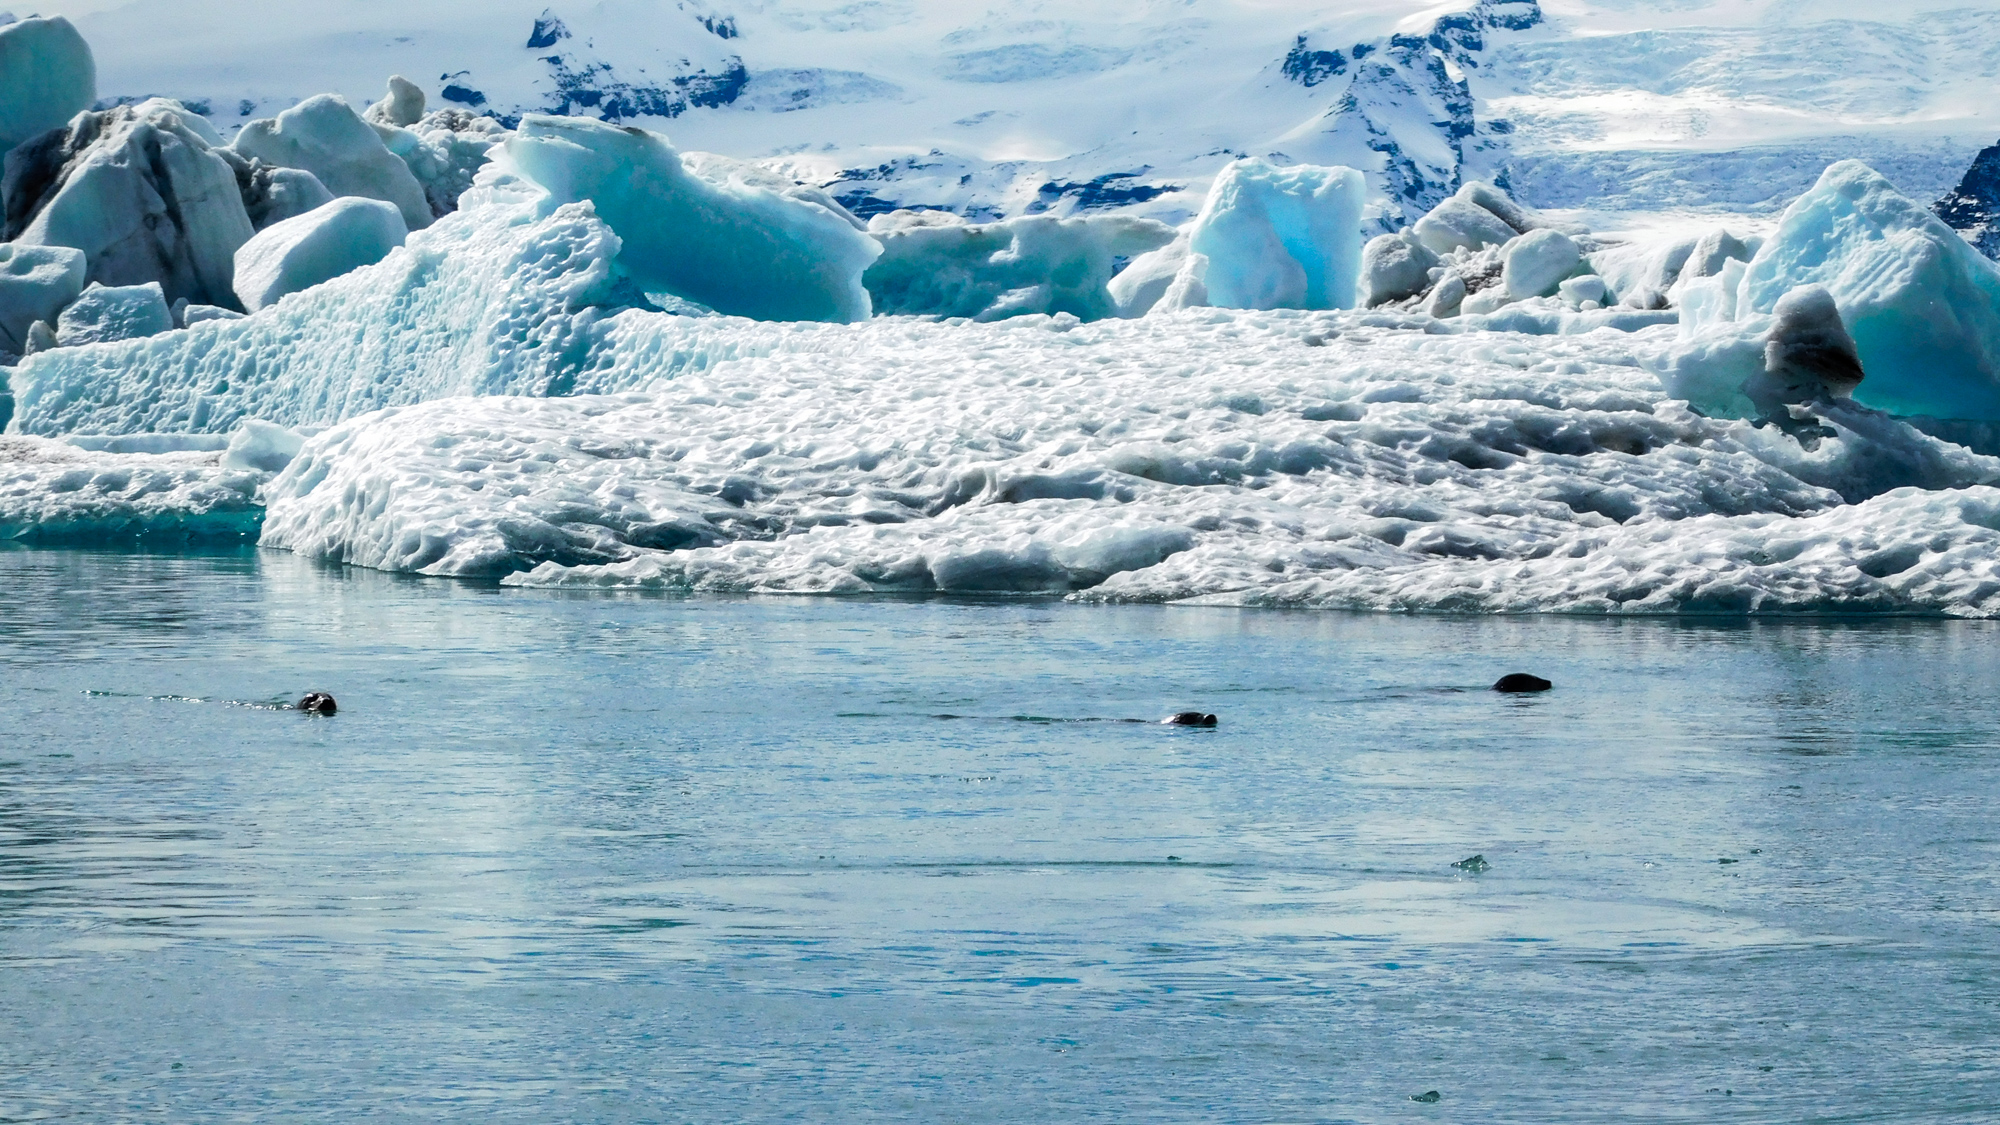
[298,692,338,715]
[1492,674,1552,694]
[1164,712,1218,727]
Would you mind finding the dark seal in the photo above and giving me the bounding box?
[1492,674,1552,694]
[1164,712,1218,727]
[298,692,338,715]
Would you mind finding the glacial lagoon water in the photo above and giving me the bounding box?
[1,546,1997,1122]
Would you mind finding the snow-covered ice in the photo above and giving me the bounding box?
[233,196,408,313]
[0,432,263,541]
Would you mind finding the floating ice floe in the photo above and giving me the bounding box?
[0,433,265,542]
[232,308,2000,614]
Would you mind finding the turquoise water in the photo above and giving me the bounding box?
[2,546,1997,1122]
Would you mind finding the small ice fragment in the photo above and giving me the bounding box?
[1503,229,1581,300]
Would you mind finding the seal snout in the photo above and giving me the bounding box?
[298,692,338,715]
[1164,711,1218,727]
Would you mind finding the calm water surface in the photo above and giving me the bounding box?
[1,546,1997,1122]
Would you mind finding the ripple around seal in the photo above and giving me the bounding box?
[3,547,2000,1121]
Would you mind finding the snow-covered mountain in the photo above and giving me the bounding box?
[19,0,2000,230]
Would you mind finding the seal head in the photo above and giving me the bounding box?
[1164,711,1218,727]
[298,692,338,715]
[1492,674,1552,694]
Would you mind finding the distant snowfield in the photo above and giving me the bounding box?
[24,0,2000,221]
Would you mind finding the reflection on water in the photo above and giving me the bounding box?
[2,545,1999,1121]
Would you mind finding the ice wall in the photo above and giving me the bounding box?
[495,115,881,323]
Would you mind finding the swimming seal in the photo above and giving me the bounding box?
[1164,712,1218,727]
[298,692,338,715]
[1492,674,1552,694]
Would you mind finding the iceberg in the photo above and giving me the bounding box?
[1158,158,1365,313]
[1747,284,1864,417]
[54,281,172,346]
[238,163,335,231]
[1105,236,1188,319]
[233,196,408,313]
[0,242,85,355]
[364,76,426,129]
[0,15,94,154]
[0,433,263,542]
[1359,232,1439,308]
[494,115,881,323]
[1413,194,1518,256]
[863,210,1174,322]
[1502,229,1582,300]
[1739,161,2000,420]
[5,196,668,436]
[234,95,434,231]
[3,99,252,309]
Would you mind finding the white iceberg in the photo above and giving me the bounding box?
[1359,231,1439,308]
[863,210,1174,322]
[234,94,434,231]
[494,114,881,323]
[4,99,252,309]
[0,15,94,153]
[0,242,86,355]
[233,196,408,313]
[1502,229,1582,300]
